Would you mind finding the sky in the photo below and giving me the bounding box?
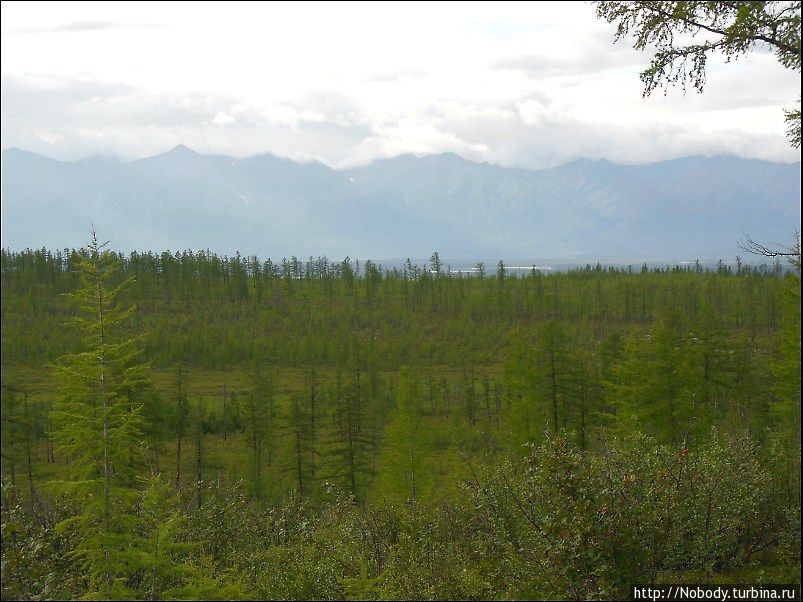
[1,1,800,169]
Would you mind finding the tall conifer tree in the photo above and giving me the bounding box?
[51,230,150,598]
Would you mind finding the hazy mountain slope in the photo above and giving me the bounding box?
[2,146,799,261]
[343,154,800,260]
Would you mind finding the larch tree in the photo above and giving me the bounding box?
[595,1,801,146]
[375,367,428,503]
[51,230,151,599]
[245,363,276,495]
[771,252,801,500]
[174,366,188,490]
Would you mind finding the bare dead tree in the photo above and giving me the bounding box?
[738,231,801,266]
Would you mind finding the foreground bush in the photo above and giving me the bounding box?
[475,433,799,599]
[2,433,799,600]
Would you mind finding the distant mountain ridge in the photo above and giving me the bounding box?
[1,145,800,262]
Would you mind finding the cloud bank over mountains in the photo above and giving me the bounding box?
[2,3,799,170]
[3,3,798,262]
[2,70,798,171]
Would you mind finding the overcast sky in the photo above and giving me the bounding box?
[1,1,800,169]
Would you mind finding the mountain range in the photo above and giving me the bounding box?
[1,145,800,263]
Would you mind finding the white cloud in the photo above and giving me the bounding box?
[212,110,236,126]
[516,97,552,127]
[34,129,63,145]
[1,1,799,167]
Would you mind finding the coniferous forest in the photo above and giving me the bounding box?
[1,241,800,599]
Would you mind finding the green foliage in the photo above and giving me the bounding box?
[1,480,79,599]
[609,314,690,442]
[0,380,39,503]
[769,262,802,500]
[373,367,431,503]
[772,266,802,428]
[1,245,800,599]
[244,364,277,497]
[476,433,799,599]
[595,1,801,146]
[49,232,152,598]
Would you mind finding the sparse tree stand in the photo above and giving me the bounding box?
[771,252,802,502]
[192,401,204,508]
[0,383,38,508]
[174,366,188,489]
[1,242,801,599]
[51,230,150,599]
[245,364,273,493]
[222,376,228,441]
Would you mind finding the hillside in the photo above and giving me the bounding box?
[2,147,799,261]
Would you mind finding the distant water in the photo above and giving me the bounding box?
[375,258,787,276]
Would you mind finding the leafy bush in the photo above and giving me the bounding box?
[475,433,799,599]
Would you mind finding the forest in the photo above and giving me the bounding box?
[1,241,800,600]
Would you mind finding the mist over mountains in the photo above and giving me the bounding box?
[1,145,799,263]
